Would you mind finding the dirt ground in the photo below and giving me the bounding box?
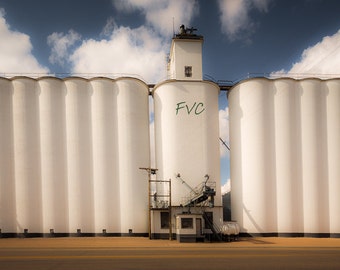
[1,236,339,248]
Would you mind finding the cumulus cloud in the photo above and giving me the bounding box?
[113,0,199,37]
[0,10,48,76]
[221,179,231,195]
[47,30,81,66]
[219,106,230,158]
[45,1,198,83]
[272,29,340,78]
[70,26,168,83]
[217,0,271,41]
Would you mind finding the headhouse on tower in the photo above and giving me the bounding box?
[167,25,204,81]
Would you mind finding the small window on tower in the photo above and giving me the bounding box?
[185,66,192,77]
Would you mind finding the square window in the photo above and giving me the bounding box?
[181,217,193,229]
[185,66,192,77]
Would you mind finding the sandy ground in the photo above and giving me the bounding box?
[0,237,339,249]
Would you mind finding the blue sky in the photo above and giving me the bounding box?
[1,0,340,192]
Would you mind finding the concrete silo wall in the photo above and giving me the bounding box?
[273,79,303,234]
[0,76,150,235]
[0,79,16,232]
[116,78,150,234]
[229,78,340,236]
[90,78,120,233]
[39,78,68,233]
[12,78,43,233]
[325,80,340,236]
[65,78,95,233]
[153,80,221,206]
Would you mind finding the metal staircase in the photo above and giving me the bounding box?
[176,174,223,241]
[177,174,216,208]
[202,211,223,242]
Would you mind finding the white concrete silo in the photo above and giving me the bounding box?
[153,80,221,206]
[228,78,277,234]
[116,78,150,235]
[0,78,16,232]
[273,79,303,234]
[12,77,43,233]
[38,77,69,233]
[229,77,340,236]
[299,79,329,234]
[65,78,94,233]
[90,78,120,234]
[325,79,340,236]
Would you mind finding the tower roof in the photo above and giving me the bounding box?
[174,24,203,40]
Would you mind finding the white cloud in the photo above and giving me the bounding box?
[219,106,230,157]
[221,179,231,195]
[0,11,48,76]
[70,26,168,83]
[272,29,340,78]
[217,0,271,41]
[113,0,199,37]
[45,1,198,83]
[47,30,81,66]
[101,17,117,38]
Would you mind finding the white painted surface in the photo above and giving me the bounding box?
[229,78,340,235]
[154,80,221,206]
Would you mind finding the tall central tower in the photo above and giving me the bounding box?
[152,26,222,237]
[167,27,203,80]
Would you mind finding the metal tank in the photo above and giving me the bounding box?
[12,77,43,233]
[153,80,221,207]
[38,77,69,234]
